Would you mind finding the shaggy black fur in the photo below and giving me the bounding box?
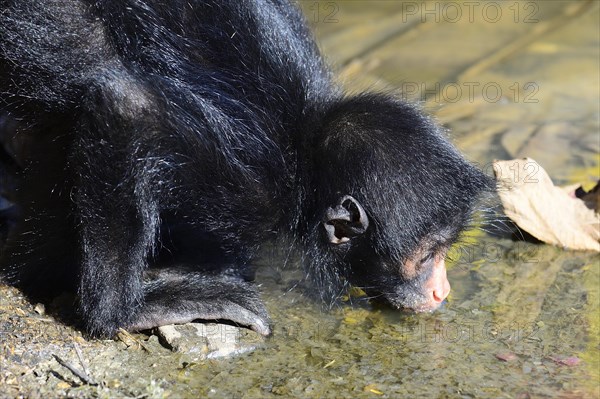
[0,0,492,337]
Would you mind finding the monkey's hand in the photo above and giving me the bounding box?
[127,268,271,336]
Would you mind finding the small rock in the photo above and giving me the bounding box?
[495,352,518,362]
[33,303,45,316]
[155,322,264,360]
[551,356,581,366]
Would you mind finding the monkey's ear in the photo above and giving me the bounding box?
[324,195,369,244]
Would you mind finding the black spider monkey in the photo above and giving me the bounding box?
[0,0,492,337]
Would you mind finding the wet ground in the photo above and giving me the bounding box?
[1,1,599,398]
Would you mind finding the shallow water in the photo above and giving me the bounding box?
[156,238,596,398]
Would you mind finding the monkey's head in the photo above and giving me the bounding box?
[305,94,493,311]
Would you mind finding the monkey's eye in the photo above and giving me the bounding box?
[419,252,435,265]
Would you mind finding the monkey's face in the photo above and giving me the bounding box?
[323,194,455,312]
[374,244,452,312]
[354,246,453,313]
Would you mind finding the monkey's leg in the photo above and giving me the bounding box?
[127,269,271,336]
[73,78,162,337]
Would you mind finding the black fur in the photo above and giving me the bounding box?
[0,0,492,337]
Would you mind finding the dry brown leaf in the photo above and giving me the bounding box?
[493,158,599,252]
